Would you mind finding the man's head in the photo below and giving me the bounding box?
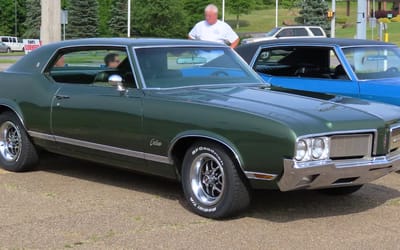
[204,4,218,25]
[104,53,120,68]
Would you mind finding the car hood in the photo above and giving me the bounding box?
[153,85,400,135]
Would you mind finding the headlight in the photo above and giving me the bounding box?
[295,139,308,161]
[295,137,330,162]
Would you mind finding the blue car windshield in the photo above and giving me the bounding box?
[342,46,400,80]
[134,46,263,88]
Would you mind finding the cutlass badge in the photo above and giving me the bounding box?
[150,139,162,147]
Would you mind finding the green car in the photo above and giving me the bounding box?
[1,38,400,218]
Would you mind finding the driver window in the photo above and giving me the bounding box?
[48,47,136,88]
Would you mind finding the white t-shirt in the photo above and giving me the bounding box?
[189,20,239,45]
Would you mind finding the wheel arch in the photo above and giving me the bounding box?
[168,131,245,179]
[0,103,26,128]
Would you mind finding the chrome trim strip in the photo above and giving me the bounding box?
[168,134,243,169]
[28,131,172,165]
[245,171,278,181]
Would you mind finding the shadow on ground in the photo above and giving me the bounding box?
[37,153,400,222]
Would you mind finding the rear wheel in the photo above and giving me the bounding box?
[318,185,363,195]
[0,112,38,172]
[6,48,11,53]
[181,141,250,219]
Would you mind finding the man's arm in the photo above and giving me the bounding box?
[230,38,240,48]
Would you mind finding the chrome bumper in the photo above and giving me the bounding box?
[278,152,400,192]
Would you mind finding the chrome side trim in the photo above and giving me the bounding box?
[28,131,172,165]
[245,171,278,181]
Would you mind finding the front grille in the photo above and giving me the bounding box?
[390,126,400,152]
[330,134,373,159]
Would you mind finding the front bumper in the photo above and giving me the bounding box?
[278,152,400,192]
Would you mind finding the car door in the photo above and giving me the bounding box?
[48,47,146,167]
[253,45,360,98]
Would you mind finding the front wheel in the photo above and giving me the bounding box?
[0,112,38,172]
[181,141,250,219]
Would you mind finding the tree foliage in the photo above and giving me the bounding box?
[23,0,40,38]
[67,0,99,39]
[133,0,188,38]
[108,0,128,37]
[228,0,256,29]
[98,0,112,37]
[295,0,330,31]
[0,0,26,37]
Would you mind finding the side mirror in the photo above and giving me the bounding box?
[108,74,126,92]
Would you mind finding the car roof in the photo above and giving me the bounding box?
[235,38,397,63]
[240,37,395,47]
[40,38,226,49]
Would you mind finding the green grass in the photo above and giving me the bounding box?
[225,2,400,46]
[0,59,17,64]
[0,51,25,57]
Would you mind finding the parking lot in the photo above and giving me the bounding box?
[1,61,400,249]
[0,153,399,249]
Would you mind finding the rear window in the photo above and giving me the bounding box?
[310,28,324,36]
[1,37,8,42]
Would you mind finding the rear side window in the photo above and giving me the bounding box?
[1,37,8,42]
[310,28,324,36]
[293,28,308,36]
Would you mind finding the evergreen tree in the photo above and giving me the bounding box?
[295,0,330,32]
[67,0,99,39]
[98,0,112,37]
[23,0,41,38]
[108,0,128,37]
[183,0,210,28]
[133,0,188,38]
[0,0,26,37]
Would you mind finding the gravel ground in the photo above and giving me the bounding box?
[0,154,399,249]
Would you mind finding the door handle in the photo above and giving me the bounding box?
[55,95,70,100]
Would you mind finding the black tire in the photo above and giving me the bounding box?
[318,185,363,195]
[0,112,38,172]
[6,48,11,53]
[181,141,250,219]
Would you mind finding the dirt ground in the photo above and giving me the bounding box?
[0,153,399,249]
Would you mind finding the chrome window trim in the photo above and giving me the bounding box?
[28,131,172,165]
[42,44,140,89]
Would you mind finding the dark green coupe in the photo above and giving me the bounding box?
[1,38,400,218]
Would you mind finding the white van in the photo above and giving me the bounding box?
[0,36,25,52]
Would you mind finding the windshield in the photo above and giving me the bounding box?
[134,46,262,88]
[342,46,400,80]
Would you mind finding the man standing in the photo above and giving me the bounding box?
[188,4,240,48]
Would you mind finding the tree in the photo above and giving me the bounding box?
[295,0,330,32]
[183,0,210,28]
[133,0,188,38]
[66,0,99,39]
[108,0,127,37]
[0,0,26,37]
[228,0,256,29]
[23,0,41,38]
[98,0,112,36]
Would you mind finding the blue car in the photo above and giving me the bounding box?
[236,38,400,106]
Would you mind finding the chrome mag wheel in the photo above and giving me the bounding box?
[189,152,225,206]
[0,121,22,162]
